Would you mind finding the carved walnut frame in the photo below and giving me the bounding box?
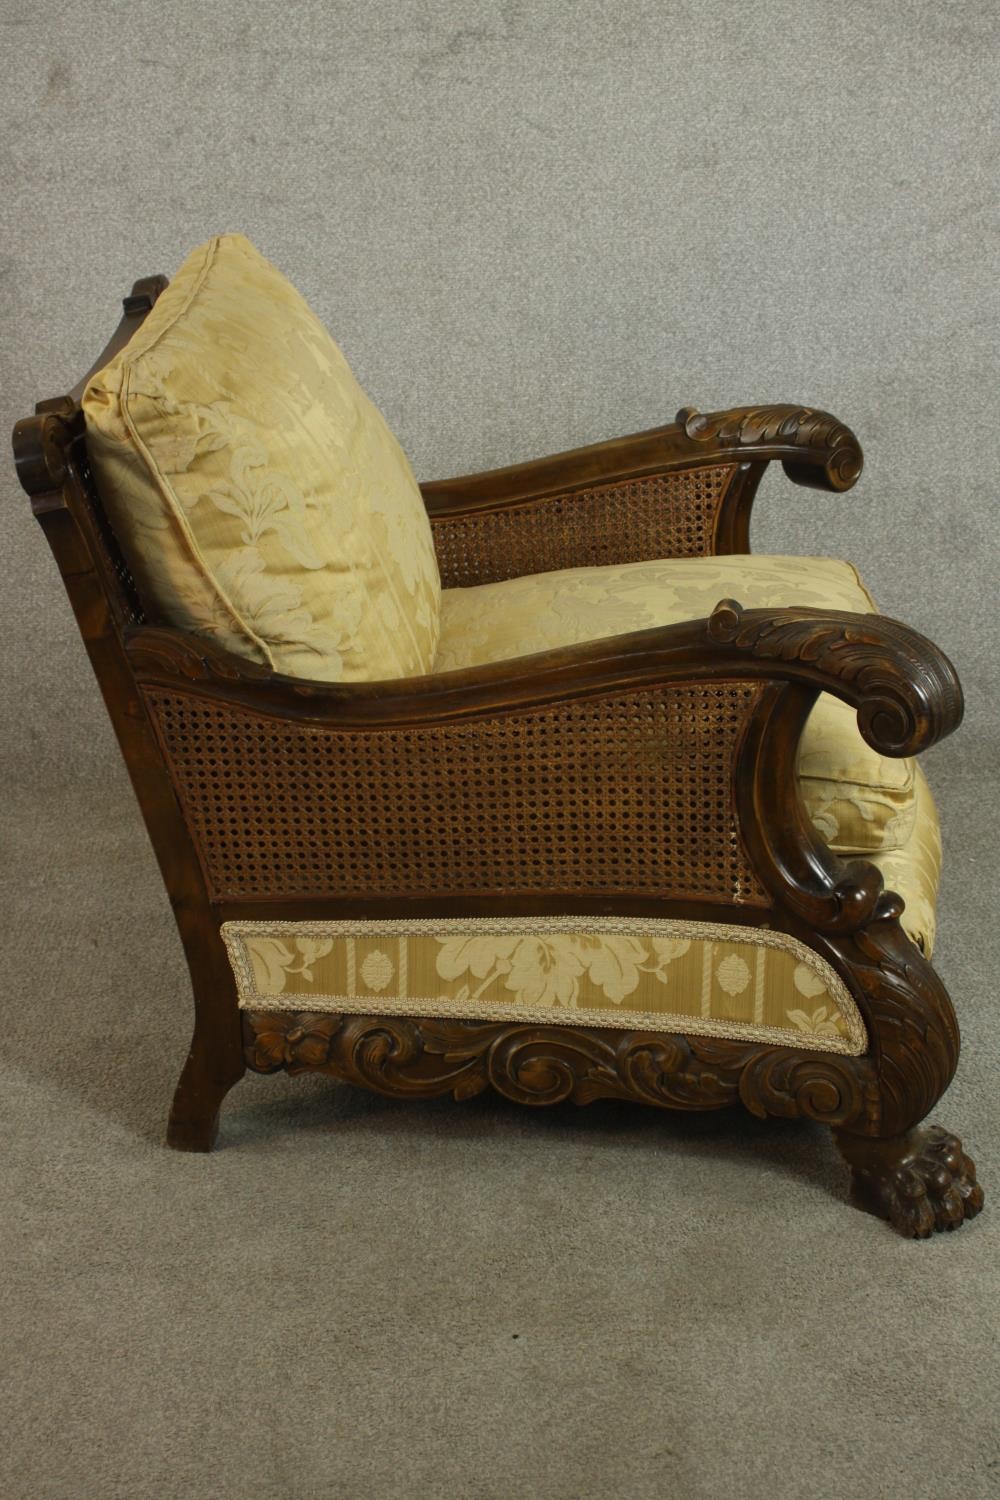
[12,276,983,1238]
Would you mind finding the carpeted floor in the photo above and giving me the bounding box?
[2,3,998,1497]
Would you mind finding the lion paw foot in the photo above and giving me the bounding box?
[836,1123,984,1238]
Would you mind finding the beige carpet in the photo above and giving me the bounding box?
[2,3,998,1497]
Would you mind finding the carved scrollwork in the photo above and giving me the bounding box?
[127,626,271,685]
[243,985,964,1179]
[708,599,963,757]
[838,918,962,1138]
[738,1047,879,1131]
[242,1011,876,1132]
[11,410,72,499]
[676,403,863,492]
[735,680,966,1143]
[793,863,904,937]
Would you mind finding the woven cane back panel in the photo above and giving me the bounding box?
[144,682,768,905]
[429,465,736,588]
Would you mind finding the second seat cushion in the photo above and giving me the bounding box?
[435,553,917,856]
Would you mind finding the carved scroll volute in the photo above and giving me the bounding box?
[126,626,272,686]
[677,404,863,492]
[707,599,963,759]
[12,410,73,502]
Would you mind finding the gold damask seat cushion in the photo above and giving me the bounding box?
[869,764,940,958]
[83,234,440,681]
[436,552,917,856]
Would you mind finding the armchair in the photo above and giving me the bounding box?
[12,235,982,1237]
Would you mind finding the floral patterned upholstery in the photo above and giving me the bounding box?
[83,234,440,681]
[222,916,868,1055]
[436,552,917,856]
[869,764,940,958]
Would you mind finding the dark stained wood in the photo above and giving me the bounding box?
[122,597,961,751]
[13,282,245,1153]
[419,403,864,577]
[835,1124,984,1237]
[9,271,982,1232]
[419,404,862,512]
[242,1011,879,1129]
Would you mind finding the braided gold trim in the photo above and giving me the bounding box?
[221,915,867,1056]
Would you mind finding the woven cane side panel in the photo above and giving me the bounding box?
[429,466,736,588]
[143,682,768,904]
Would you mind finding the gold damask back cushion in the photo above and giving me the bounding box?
[83,234,440,680]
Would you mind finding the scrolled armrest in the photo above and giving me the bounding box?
[675,405,862,494]
[706,600,962,757]
[421,404,863,584]
[126,597,959,759]
[421,403,862,515]
[126,609,959,910]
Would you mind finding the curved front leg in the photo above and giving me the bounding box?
[825,917,983,1236]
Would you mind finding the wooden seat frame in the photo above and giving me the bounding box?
[12,274,984,1238]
